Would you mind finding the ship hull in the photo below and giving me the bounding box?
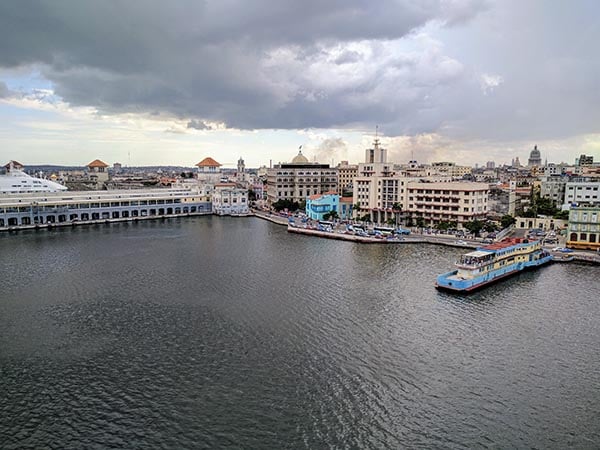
[436,254,553,293]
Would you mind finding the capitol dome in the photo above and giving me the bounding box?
[528,145,542,167]
[291,150,309,164]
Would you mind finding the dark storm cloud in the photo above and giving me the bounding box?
[0,0,485,129]
[2,0,598,143]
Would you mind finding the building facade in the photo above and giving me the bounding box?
[564,180,600,207]
[305,192,339,221]
[211,183,249,216]
[336,161,358,195]
[196,157,223,184]
[404,182,489,227]
[567,206,600,250]
[353,138,404,221]
[0,188,211,230]
[431,162,472,179]
[266,150,338,205]
[540,176,568,206]
[577,154,594,166]
[87,159,110,186]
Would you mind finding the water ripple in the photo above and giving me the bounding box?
[1,219,599,448]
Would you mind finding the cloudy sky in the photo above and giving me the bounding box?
[1,0,599,168]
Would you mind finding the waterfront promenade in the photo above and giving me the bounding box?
[252,209,600,263]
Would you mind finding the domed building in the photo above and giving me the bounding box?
[291,150,309,164]
[266,148,338,206]
[528,145,542,167]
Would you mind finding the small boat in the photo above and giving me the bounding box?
[552,253,574,262]
[436,238,553,293]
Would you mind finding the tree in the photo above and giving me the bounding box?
[272,199,300,212]
[463,220,484,236]
[527,191,559,217]
[553,210,569,220]
[500,214,516,229]
[392,202,403,227]
[483,221,499,232]
[323,210,339,221]
[435,221,453,231]
[415,217,425,228]
[536,196,559,216]
[353,202,361,218]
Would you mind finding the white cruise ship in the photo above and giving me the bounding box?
[0,161,68,194]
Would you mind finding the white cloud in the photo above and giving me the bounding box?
[480,73,503,95]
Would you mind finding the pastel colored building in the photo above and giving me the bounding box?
[567,205,600,251]
[306,192,339,221]
[339,196,354,220]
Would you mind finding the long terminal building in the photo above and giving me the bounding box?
[0,188,211,230]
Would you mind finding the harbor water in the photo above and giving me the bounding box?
[1,216,599,448]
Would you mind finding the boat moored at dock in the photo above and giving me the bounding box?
[435,238,553,293]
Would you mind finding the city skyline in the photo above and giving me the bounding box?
[1,1,600,168]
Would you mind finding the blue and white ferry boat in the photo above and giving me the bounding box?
[435,238,553,292]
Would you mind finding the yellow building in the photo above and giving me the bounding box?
[567,206,600,250]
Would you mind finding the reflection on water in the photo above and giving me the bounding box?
[1,216,599,448]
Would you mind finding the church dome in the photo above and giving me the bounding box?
[529,145,541,159]
[291,150,309,164]
[528,145,542,167]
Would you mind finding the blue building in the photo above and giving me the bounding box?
[306,192,339,221]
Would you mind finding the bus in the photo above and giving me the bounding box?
[373,226,395,236]
[318,220,335,231]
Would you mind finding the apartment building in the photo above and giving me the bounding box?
[431,162,472,179]
[540,176,568,206]
[336,161,358,195]
[564,180,600,207]
[404,182,489,227]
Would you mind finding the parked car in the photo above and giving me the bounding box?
[553,247,574,253]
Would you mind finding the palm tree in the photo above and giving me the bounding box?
[392,202,403,227]
[353,202,361,219]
